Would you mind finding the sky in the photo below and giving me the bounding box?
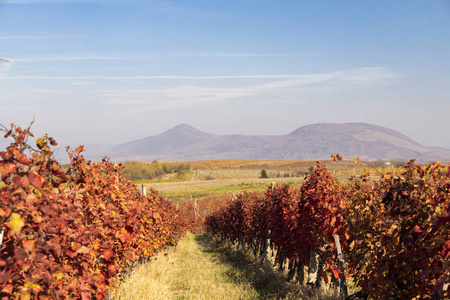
[1,0,450,156]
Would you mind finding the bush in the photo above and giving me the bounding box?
[260,169,269,178]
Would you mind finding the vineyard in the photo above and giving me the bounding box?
[1,122,449,299]
[205,160,450,299]
[0,123,187,299]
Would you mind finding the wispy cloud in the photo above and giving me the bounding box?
[2,67,397,82]
[175,52,316,57]
[10,52,311,63]
[100,67,399,110]
[0,35,85,40]
[0,74,345,80]
[13,55,149,63]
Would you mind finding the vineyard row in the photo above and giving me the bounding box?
[0,123,187,299]
[205,160,450,299]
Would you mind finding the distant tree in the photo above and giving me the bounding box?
[260,169,269,178]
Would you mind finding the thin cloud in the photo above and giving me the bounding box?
[175,52,316,57]
[13,56,141,63]
[0,74,341,80]
[11,52,310,63]
[0,35,86,40]
[2,67,397,82]
[100,67,399,109]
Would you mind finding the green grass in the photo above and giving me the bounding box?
[112,233,350,299]
[158,182,270,202]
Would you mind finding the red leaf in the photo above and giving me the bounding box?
[332,269,340,279]
[23,239,36,254]
[72,242,82,251]
[108,263,117,273]
[2,284,13,294]
[0,163,17,178]
[81,291,91,300]
[102,249,114,261]
[12,175,30,188]
[27,170,43,189]
[16,152,32,165]
[75,145,86,154]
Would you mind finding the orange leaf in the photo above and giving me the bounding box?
[2,284,13,294]
[22,239,35,253]
[0,163,17,178]
[13,175,30,188]
[102,249,114,261]
[76,246,89,254]
[27,171,42,189]
[16,153,31,165]
[75,145,86,154]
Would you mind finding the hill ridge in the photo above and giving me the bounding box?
[109,123,450,162]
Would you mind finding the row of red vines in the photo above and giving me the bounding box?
[0,123,186,299]
[206,160,450,299]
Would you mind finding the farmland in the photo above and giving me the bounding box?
[125,158,379,202]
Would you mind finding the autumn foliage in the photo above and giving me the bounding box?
[206,160,450,298]
[0,123,186,299]
[206,162,348,287]
[345,160,450,298]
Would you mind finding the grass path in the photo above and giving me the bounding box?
[111,233,345,299]
[111,233,306,299]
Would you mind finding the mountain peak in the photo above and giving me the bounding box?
[161,124,211,138]
[109,122,450,162]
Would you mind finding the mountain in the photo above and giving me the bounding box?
[109,123,450,162]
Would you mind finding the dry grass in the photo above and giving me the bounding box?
[146,177,304,193]
[145,177,305,203]
[110,233,349,300]
[109,247,177,300]
[110,234,261,299]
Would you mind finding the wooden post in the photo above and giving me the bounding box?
[333,234,347,298]
[141,184,147,197]
[307,247,319,285]
[307,230,319,286]
[0,228,3,249]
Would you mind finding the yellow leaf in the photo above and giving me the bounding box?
[76,246,89,254]
[349,240,355,250]
[56,273,64,280]
[36,136,46,149]
[24,282,40,289]
[9,213,25,234]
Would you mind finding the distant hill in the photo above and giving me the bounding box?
[109,123,450,162]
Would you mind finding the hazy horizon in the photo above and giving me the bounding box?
[1,1,450,151]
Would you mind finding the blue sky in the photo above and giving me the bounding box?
[1,0,450,155]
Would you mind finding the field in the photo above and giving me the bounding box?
[129,159,375,202]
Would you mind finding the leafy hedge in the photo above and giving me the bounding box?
[0,123,186,299]
[206,161,450,299]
